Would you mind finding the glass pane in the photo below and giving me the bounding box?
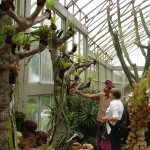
[80,34,84,55]
[40,95,54,133]
[41,49,53,83]
[28,53,40,82]
[74,32,79,54]
[26,96,38,125]
[55,14,62,31]
[67,37,73,52]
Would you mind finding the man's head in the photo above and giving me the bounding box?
[109,88,121,99]
[104,80,115,94]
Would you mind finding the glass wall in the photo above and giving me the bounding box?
[26,4,65,132]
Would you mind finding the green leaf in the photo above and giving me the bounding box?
[75,54,84,63]
[45,0,56,9]
[50,13,56,24]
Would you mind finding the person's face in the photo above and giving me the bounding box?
[103,86,110,94]
[109,92,114,100]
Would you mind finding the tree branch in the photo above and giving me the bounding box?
[32,13,51,25]
[75,60,95,70]
[5,9,23,26]
[57,30,74,46]
[18,43,46,60]
[27,6,43,22]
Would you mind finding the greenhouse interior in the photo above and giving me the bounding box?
[0,0,150,150]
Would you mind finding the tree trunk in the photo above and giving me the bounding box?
[0,10,14,150]
[48,48,70,150]
[0,69,11,150]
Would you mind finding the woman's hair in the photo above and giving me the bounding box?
[110,88,121,99]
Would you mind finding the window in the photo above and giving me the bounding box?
[28,49,53,83]
[26,95,54,132]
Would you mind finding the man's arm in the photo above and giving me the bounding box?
[72,89,101,100]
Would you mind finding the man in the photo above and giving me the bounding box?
[72,80,115,150]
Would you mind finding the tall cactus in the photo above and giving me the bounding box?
[107,6,134,87]
[117,0,139,82]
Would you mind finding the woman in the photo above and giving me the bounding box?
[101,88,124,150]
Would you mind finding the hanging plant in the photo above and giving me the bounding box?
[45,0,56,10]
[58,59,72,70]
[67,20,76,33]
[75,54,84,63]
[0,25,16,44]
[50,14,57,30]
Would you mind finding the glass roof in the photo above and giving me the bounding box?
[59,0,150,66]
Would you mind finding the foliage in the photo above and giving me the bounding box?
[45,145,55,150]
[45,0,56,10]
[75,54,84,63]
[66,90,99,145]
[8,118,13,150]
[88,74,93,82]
[68,20,75,29]
[38,25,50,36]
[67,20,76,33]
[0,25,16,45]
[1,25,15,37]
[94,51,101,60]
[12,113,19,150]
[58,59,72,70]
[77,99,98,137]
[12,33,32,46]
[0,34,5,45]
[50,13,56,24]
[131,67,150,107]
[26,103,37,123]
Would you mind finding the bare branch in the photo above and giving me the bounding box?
[33,13,51,25]
[27,6,43,22]
[18,43,46,60]
[75,60,95,70]
[57,30,74,46]
[5,9,23,26]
